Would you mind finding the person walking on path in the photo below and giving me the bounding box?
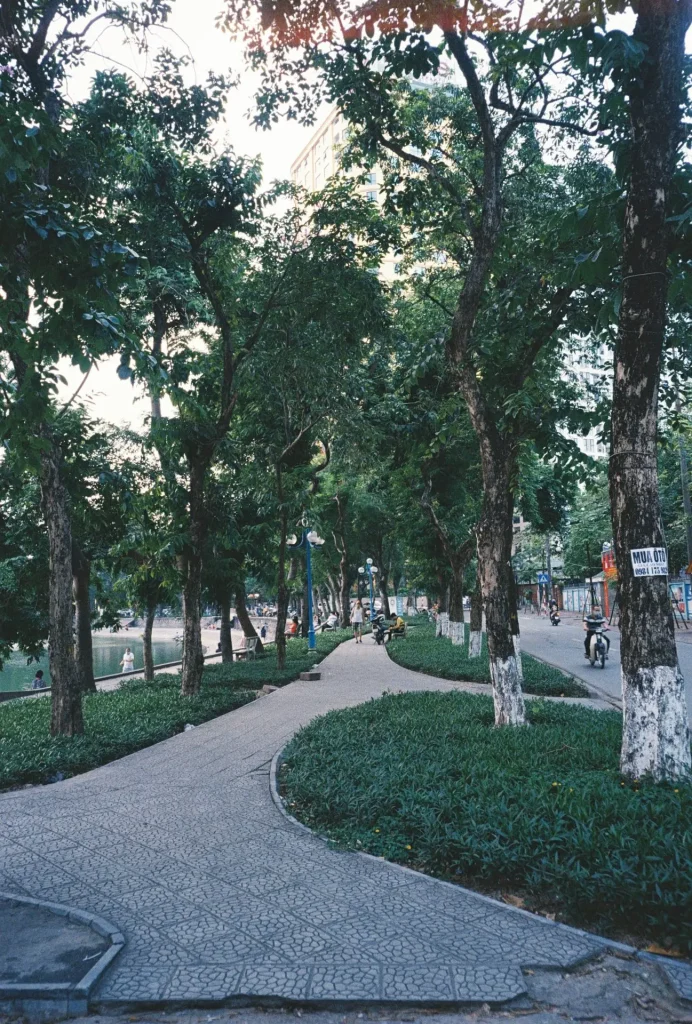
[351,599,364,643]
[120,647,135,673]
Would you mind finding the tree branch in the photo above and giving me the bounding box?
[26,0,61,67]
[513,285,574,389]
[420,477,474,570]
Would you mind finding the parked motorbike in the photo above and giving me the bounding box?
[372,614,388,645]
[588,624,608,668]
[549,609,561,626]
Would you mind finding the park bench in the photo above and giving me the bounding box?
[235,636,258,662]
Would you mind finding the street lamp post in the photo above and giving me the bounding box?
[358,559,379,622]
[288,524,325,650]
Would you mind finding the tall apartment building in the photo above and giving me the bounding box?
[563,342,610,459]
[290,108,398,279]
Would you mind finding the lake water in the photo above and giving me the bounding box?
[0,634,183,692]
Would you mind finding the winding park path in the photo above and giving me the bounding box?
[0,640,676,1008]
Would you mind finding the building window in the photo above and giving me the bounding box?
[366,190,378,202]
[586,438,595,452]
[366,171,377,184]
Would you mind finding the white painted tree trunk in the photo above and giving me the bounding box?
[440,612,450,637]
[490,654,527,726]
[620,665,691,781]
[468,630,482,658]
[512,634,524,682]
[450,620,463,645]
[435,615,442,637]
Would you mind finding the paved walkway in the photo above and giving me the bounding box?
[0,642,640,1006]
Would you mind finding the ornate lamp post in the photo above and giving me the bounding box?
[358,559,379,622]
[288,523,325,650]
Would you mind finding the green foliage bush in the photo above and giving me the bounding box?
[0,628,354,791]
[282,691,692,952]
[388,618,588,698]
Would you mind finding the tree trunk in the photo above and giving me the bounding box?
[143,596,156,681]
[378,572,391,618]
[275,469,289,669]
[448,562,465,646]
[476,447,526,726]
[40,439,83,736]
[72,541,95,693]
[326,574,339,615]
[609,0,692,780]
[507,560,523,682]
[469,569,483,659]
[236,582,263,652]
[181,457,206,696]
[219,594,233,663]
[334,494,350,627]
[436,572,448,614]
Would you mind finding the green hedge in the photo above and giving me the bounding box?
[388,618,588,698]
[0,628,354,791]
[282,690,692,953]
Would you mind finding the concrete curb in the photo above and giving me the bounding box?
[0,891,125,1019]
[269,741,692,1005]
[383,641,611,710]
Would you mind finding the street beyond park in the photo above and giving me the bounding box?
[518,612,692,720]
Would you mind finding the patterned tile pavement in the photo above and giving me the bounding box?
[0,640,611,1006]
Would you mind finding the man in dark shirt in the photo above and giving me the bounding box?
[583,604,609,658]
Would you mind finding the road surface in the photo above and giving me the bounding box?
[519,611,692,720]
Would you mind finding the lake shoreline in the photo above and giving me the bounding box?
[1,624,275,693]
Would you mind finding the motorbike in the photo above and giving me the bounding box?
[588,624,608,668]
[549,609,561,626]
[372,614,388,645]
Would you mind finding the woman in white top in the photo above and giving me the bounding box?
[351,599,364,643]
[120,647,135,673]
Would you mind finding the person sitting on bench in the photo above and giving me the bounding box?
[388,611,406,638]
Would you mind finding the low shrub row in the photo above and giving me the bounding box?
[0,628,354,791]
[387,618,589,698]
[282,690,692,953]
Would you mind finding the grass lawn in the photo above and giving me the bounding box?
[388,617,589,698]
[281,690,692,954]
[0,629,353,791]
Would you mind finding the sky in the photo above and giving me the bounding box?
[59,0,327,430]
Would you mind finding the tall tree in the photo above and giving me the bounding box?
[605,0,692,779]
[228,3,604,723]
[0,0,172,734]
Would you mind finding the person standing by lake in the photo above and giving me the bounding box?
[351,599,364,643]
[31,669,46,689]
[120,647,135,673]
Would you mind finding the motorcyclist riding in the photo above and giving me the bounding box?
[583,604,609,659]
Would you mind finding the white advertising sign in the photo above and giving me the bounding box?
[630,547,668,577]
